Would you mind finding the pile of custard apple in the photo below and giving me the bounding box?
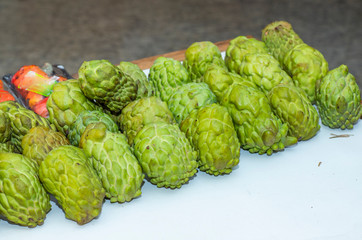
[0,20,360,227]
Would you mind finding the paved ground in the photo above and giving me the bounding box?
[1,0,361,88]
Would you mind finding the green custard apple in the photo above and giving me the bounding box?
[133,122,198,189]
[316,65,361,129]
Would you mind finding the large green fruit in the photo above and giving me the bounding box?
[148,57,190,102]
[183,41,227,82]
[236,53,294,95]
[79,122,144,203]
[133,122,198,189]
[118,61,155,99]
[118,96,175,145]
[167,82,217,124]
[68,110,119,146]
[78,60,138,114]
[21,126,70,167]
[180,103,240,175]
[316,65,361,129]
[204,65,297,155]
[0,101,56,152]
[46,79,101,135]
[283,43,329,103]
[0,152,51,227]
[261,20,304,64]
[268,83,320,141]
[39,145,105,225]
[225,36,269,73]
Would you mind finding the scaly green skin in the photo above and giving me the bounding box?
[79,123,144,203]
[21,126,70,167]
[118,96,176,145]
[0,110,11,143]
[46,79,101,136]
[0,101,56,153]
[268,84,320,141]
[0,142,15,153]
[183,41,227,82]
[133,122,198,189]
[316,65,361,129]
[261,21,304,64]
[0,152,51,227]
[237,53,294,95]
[167,82,217,124]
[39,145,105,225]
[78,60,138,113]
[283,43,329,103]
[68,110,119,146]
[204,65,297,155]
[225,36,269,73]
[118,61,155,98]
[180,103,240,175]
[148,57,190,102]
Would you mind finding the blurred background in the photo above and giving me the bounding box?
[1,0,361,87]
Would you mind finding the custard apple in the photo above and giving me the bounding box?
[39,145,105,225]
[261,20,304,64]
[79,122,144,203]
[118,61,155,98]
[183,41,227,82]
[167,82,217,124]
[46,79,101,135]
[21,126,70,166]
[118,96,175,145]
[225,36,269,73]
[68,110,119,146]
[78,59,138,113]
[133,122,198,189]
[0,152,51,227]
[268,83,320,140]
[316,65,361,129]
[180,103,240,175]
[283,43,329,103]
[148,57,190,102]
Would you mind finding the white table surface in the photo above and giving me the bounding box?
[2,64,362,240]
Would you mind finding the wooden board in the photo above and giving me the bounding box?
[131,39,232,70]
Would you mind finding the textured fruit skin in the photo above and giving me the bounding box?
[46,79,101,135]
[118,96,176,145]
[316,65,361,129]
[0,101,56,152]
[0,152,51,227]
[225,36,269,73]
[183,41,227,82]
[68,110,119,146]
[268,84,320,141]
[0,142,15,153]
[261,21,304,64]
[204,65,296,155]
[133,122,198,189]
[79,123,144,203]
[118,61,155,99]
[78,60,138,113]
[180,103,240,175]
[21,126,70,166]
[0,110,11,143]
[236,53,294,95]
[167,82,217,124]
[283,43,329,103]
[39,145,105,225]
[148,57,190,102]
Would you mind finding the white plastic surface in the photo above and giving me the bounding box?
[1,65,362,240]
